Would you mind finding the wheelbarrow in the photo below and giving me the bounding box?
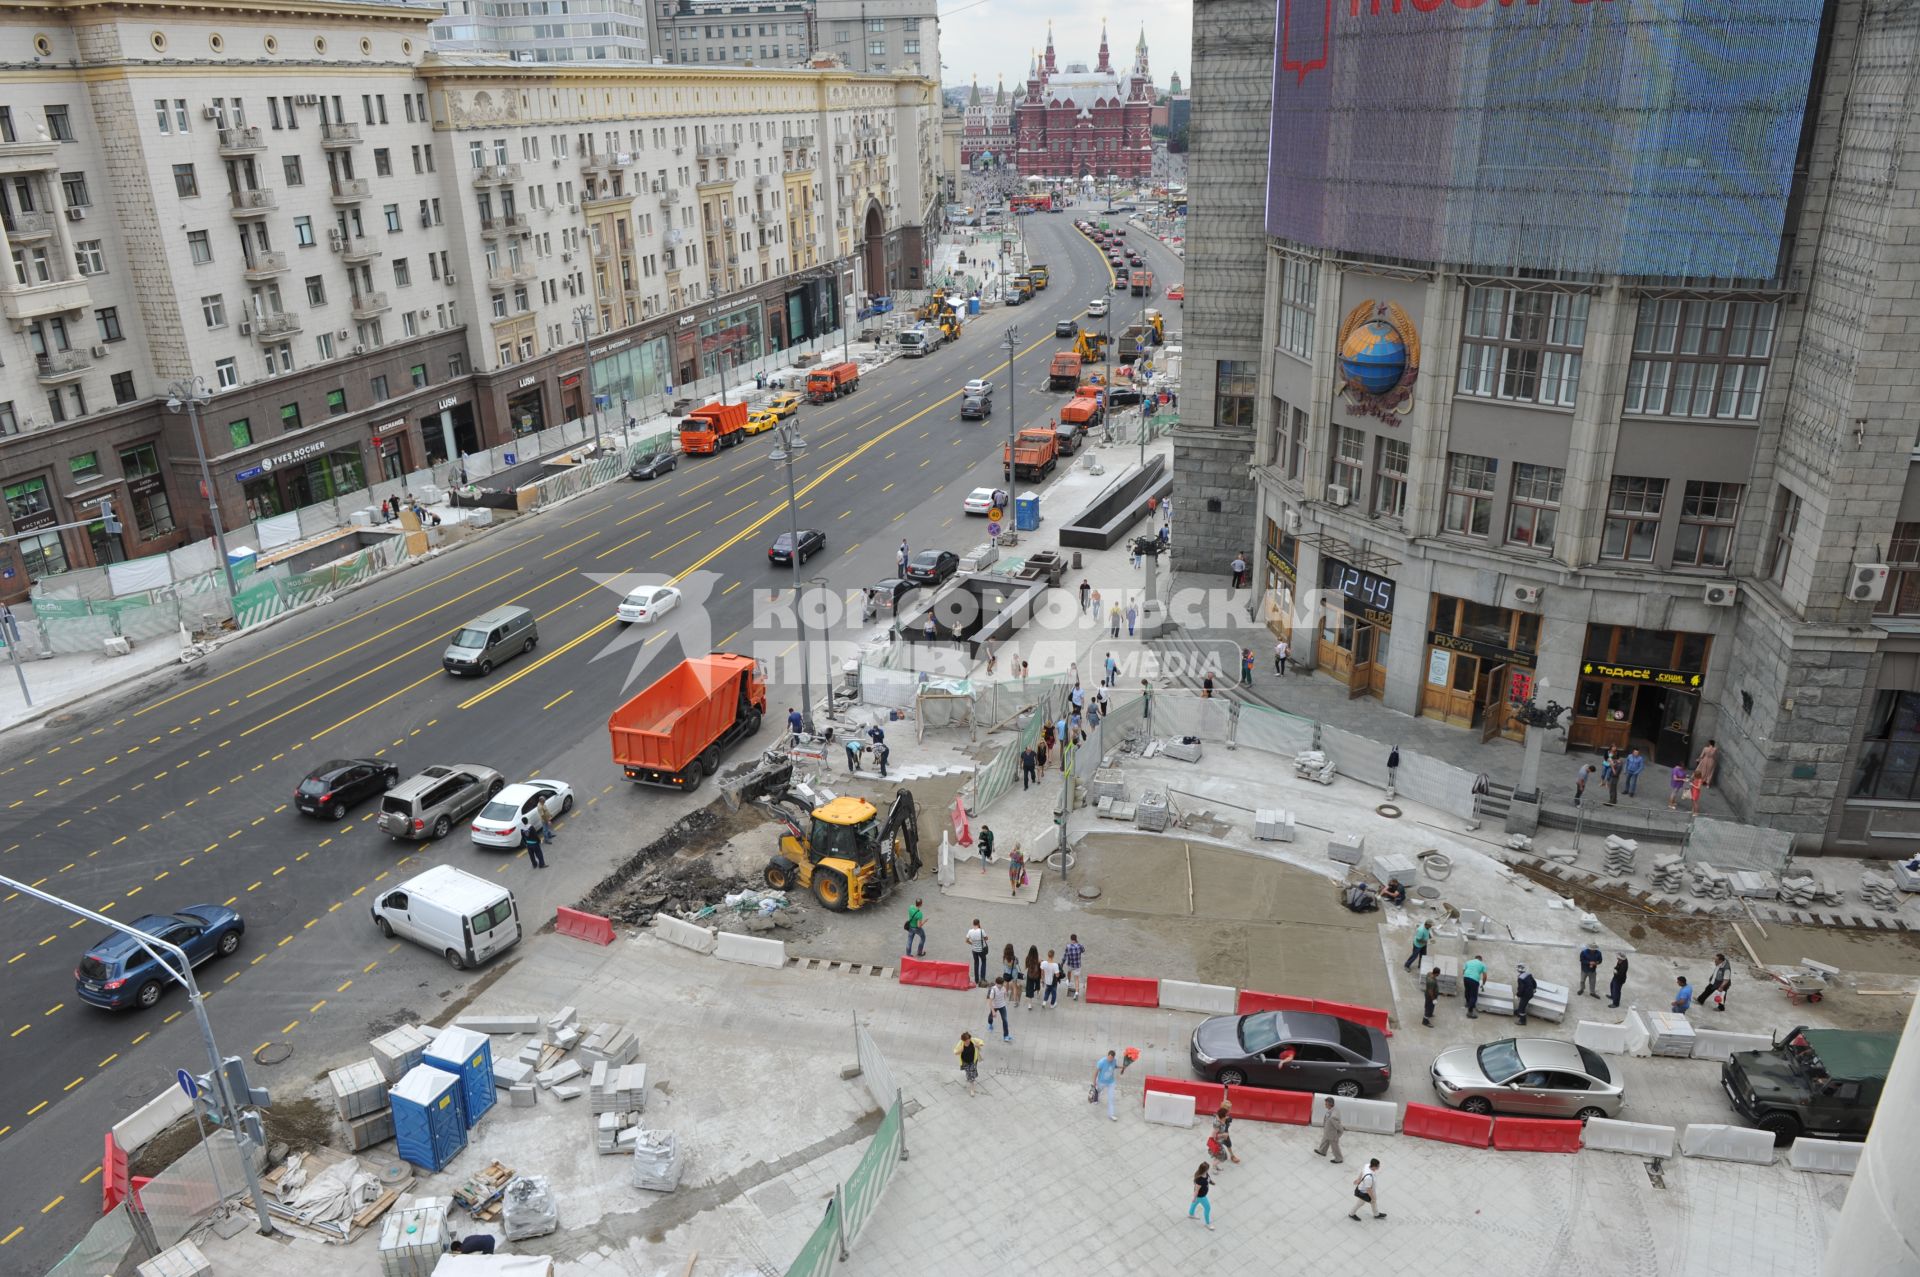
[1760,967,1828,1004]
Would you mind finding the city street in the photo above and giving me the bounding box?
[0,207,1182,1268]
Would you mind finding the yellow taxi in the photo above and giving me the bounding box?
[767,391,802,418]
[743,409,780,435]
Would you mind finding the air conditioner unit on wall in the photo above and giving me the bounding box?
[1283,509,1302,535]
[1702,583,1739,608]
[1850,562,1890,603]
[1511,584,1542,605]
[1324,484,1350,508]
[65,207,85,222]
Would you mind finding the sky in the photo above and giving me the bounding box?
[937,0,1192,94]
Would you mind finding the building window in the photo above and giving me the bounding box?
[370,374,389,400]
[228,417,252,448]
[293,216,314,247]
[448,352,465,377]
[70,450,101,481]
[17,530,67,578]
[45,106,73,142]
[282,155,304,186]
[1372,436,1407,519]
[315,332,335,360]
[111,372,135,404]
[1456,285,1588,408]
[0,402,15,435]
[384,204,402,233]
[4,476,51,523]
[393,258,410,287]
[1851,691,1920,801]
[280,402,301,431]
[1765,486,1800,585]
[1600,476,1666,562]
[325,388,347,415]
[1443,453,1497,539]
[1277,254,1315,360]
[305,275,326,305]
[1271,397,1306,482]
[409,363,428,388]
[94,307,122,343]
[1506,463,1564,552]
[1215,359,1255,429]
[188,230,212,264]
[1326,424,1363,496]
[155,99,171,133]
[1624,298,1775,420]
[1876,524,1920,618]
[172,163,199,197]
[75,240,105,275]
[201,294,226,328]
[215,357,238,389]
[119,444,174,537]
[374,147,392,177]
[869,40,885,56]
[60,172,89,207]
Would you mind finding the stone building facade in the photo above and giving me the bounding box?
[1010,24,1155,182]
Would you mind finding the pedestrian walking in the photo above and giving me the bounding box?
[1162,495,1173,524]
[904,899,927,956]
[966,919,990,986]
[1188,1163,1214,1229]
[1688,769,1704,813]
[979,824,996,868]
[1313,1096,1345,1163]
[1202,673,1215,699]
[1104,653,1117,687]
[1672,975,1694,1013]
[1693,740,1720,794]
[1578,942,1603,996]
[1608,955,1630,1008]
[1062,933,1084,999]
[1023,945,1043,1005]
[787,707,804,740]
[1126,602,1138,636]
[1462,954,1487,1018]
[1040,949,1061,1007]
[1035,728,1050,774]
[1386,745,1400,791]
[1705,952,1732,1012]
[1604,747,1621,805]
[1348,1159,1385,1221]
[898,538,910,573]
[1141,679,1153,719]
[1158,523,1170,549]
[1623,748,1645,797]
[1092,1050,1119,1120]
[1403,920,1431,972]
[923,614,937,644]
[1078,578,1092,613]
[522,822,547,869]
[1021,746,1037,790]
[1212,1103,1242,1165]
[1514,964,1537,1026]
[1574,763,1594,807]
[1669,764,1689,810]
[1422,967,1440,1027]
[954,1031,982,1097]
[1109,603,1122,638]
[1274,638,1290,676]
[1229,554,1248,589]
[537,795,560,840]
[1007,845,1027,897]
[987,975,1012,1041]
[1240,648,1255,687]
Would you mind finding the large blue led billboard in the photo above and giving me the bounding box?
[1266,0,1825,279]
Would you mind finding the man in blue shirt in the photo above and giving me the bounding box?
[787,707,804,739]
[1092,1050,1119,1121]
[1577,943,1604,997]
[1462,954,1487,1019]
[1672,976,1694,1013]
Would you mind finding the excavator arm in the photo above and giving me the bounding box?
[881,789,921,881]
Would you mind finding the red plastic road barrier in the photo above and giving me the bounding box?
[898,956,973,990]
[555,906,615,946]
[102,1133,126,1213]
[1141,1075,1226,1112]
[1403,1102,1493,1148]
[1491,1116,1584,1153]
[1224,1085,1312,1125]
[1085,974,1159,1008]
[1237,990,1317,1016]
[1312,998,1394,1037]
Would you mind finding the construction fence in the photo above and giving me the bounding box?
[780,1024,909,1277]
[42,1129,256,1277]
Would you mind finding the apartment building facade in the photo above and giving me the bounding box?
[1179,0,1920,855]
[646,0,937,79]
[0,0,935,600]
[430,0,655,65]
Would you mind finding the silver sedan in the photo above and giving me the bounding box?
[1429,1037,1624,1121]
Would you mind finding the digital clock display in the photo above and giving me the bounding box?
[1323,558,1395,615]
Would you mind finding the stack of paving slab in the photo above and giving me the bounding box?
[1161,737,1203,764]
[1893,860,1920,893]
[370,1024,436,1083]
[1650,855,1686,893]
[330,1057,395,1150]
[1687,863,1734,901]
[1474,981,1516,1017]
[1860,873,1900,912]
[1372,852,1417,885]
[545,1006,581,1050]
[595,1109,651,1155]
[589,1062,648,1115]
[578,1022,640,1069]
[1294,750,1335,784]
[137,1240,212,1277]
[1428,955,1460,995]
[502,1175,559,1242]
[1472,977,1566,1021]
[493,1053,537,1106]
[1135,791,1169,833]
[1087,769,1128,803]
[1327,833,1366,866]
[1602,837,1637,876]
[377,1202,450,1277]
[1643,1011,1697,1057]
[1095,795,1137,821]
[1778,874,1845,908]
[1254,809,1296,843]
[1727,869,1777,899]
[630,1129,685,1192]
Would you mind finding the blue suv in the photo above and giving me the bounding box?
[75,905,245,1010]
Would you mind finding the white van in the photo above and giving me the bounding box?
[370,864,521,970]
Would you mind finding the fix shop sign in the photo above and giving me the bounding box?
[234,438,330,482]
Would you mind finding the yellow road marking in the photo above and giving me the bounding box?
[650,530,702,559]
[541,531,602,560]
[544,690,574,711]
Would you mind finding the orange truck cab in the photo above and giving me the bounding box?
[608,653,767,790]
[678,401,749,454]
[806,361,861,403]
[1060,395,1103,428]
[1003,427,1060,481]
[1048,351,1083,390]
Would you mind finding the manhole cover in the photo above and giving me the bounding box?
[1077,885,1102,900]
[44,713,83,730]
[253,1041,294,1066]
[1415,885,1442,900]
[1375,804,1402,819]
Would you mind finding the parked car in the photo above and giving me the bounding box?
[378,764,507,841]
[295,757,401,821]
[769,528,826,566]
[1189,1010,1392,1096]
[744,409,779,435]
[903,549,961,586]
[1429,1036,1624,1120]
[616,585,681,624]
[960,395,992,420]
[963,486,1002,516]
[1055,319,1078,338]
[1088,298,1109,318]
[75,906,245,1010]
[767,391,802,418]
[470,779,575,849]
[629,450,677,480]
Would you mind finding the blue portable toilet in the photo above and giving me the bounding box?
[390,1064,467,1172]
[1015,491,1041,532]
[967,295,981,315]
[424,1025,496,1128]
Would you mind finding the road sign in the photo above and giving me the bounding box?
[503,452,517,465]
[987,522,1002,538]
[987,506,1004,522]
[177,1068,198,1100]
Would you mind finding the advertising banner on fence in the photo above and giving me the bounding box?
[1265,0,1824,279]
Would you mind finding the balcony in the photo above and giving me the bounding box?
[228,188,277,217]
[580,151,614,179]
[5,210,56,240]
[320,122,361,148]
[339,236,382,263]
[486,262,534,289]
[0,135,59,172]
[250,311,301,341]
[217,125,265,156]
[591,240,613,262]
[240,251,288,281]
[698,142,735,160]
[658,187,680,206]
[34,349,89,383]
[1,276,91,323]
[472,163,522,188]
[350,290,390,320]
[478,212,527,238]
[330,177,370,204]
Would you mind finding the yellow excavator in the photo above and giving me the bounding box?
[761,790,922,911]
[1074,328,1108,363]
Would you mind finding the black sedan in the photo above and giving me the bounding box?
[629,450,677,480]
[295,757,401,820]
[1055,318,1078,338]
[1189,1010,1392,1096]
[769,528,826,566]
[903,549,960,586]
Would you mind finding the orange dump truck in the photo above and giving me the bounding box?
[1048,351,1083,391]
[1060,395,1103,428]
[806,361,861,403]
[1003,427,1060,481]
[608,653,766,790]
[678,401,748,455]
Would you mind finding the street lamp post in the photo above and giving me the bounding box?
[1002,327,1019,530]
[166,377,240,604]
[771,421,814,733]
[573,305,599,438]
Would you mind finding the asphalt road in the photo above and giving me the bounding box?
[0,206,1180,1267]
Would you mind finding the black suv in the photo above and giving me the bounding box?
[1721,1026,1896,1142]
[296,758,401,820]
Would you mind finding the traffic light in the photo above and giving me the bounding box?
[100,499,122,535]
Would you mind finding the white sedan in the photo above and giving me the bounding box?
[963,487,1002,516]
[1087,298,1109,318]
[963,378,994,399]
[616,584,681,624]
[470,779,574,848]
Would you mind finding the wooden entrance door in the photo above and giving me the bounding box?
[1480,662,1507,743]
[1347,622,1375,700]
